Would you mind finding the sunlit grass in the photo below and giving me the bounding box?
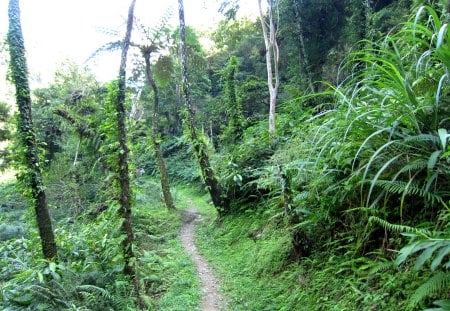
[172,185,218,219]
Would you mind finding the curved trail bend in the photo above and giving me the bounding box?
[179,205,227,311]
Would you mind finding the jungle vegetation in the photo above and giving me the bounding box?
[1,0,449,310]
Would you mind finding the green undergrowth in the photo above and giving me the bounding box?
[173,184,218,218]
[0,177,202,310]
[195,207,432,310]
[121,177,202,310]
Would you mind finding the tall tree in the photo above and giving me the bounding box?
[258,0,280,134]
[142,45,176,210]
[177,0,229,214]
[7,0,57,260]
[115,0,144,307]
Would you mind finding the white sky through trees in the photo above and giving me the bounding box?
[0,0,259,93]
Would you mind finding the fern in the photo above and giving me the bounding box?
[368,216,431,236]
[374,179,444,204]
[408,271,450,309]
[76,284,112,307]
[368,260,396,275]
[397,158,429,174]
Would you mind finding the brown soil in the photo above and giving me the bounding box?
[179,204,227,311]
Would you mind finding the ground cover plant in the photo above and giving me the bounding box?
[2,0,450,310]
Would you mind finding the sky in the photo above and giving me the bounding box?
[0,0,260,101]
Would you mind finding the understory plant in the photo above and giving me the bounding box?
[251,3,450,308]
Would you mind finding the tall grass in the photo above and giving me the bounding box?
[260,4,450,308]
[272,4,450,230]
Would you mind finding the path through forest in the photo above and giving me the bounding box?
[179,202,227,311]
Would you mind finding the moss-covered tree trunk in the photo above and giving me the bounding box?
[7,0,57,260]
[115,0,144,307]
[223,56,244,144]
[142,49,175,210]
[177,0,228,215]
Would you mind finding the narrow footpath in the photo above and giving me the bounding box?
[179,204,227,311]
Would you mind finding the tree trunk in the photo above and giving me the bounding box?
[115,0,144,308]
[177,0,228,215]
[143,50,175,210]
[258,0,280,134]
[292,0,315,93]
[7,0,57,260]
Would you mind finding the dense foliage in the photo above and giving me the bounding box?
[2,0,450,310]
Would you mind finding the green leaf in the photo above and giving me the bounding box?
[414,242,441,270]
[436,24,448,49]
[12,293,34,306]
[438,128,448,150]
[431,244,450,270]
[428,150,442,171]
[396,240,421,266]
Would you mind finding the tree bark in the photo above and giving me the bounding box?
[7,0,57,260]
[115,0,144,307]
[143,49,175,210]
[258,0,280,134]
[292,0,315,93]
[177,0,228,215]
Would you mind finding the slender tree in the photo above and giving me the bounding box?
[142,46,176,210]
[7,0,57,260]
[115,0,144,307]
[258,0,280,134]
[177,0,228,214]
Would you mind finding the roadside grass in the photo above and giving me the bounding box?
[195,206,428,310]
[172,184,218,217]
[133,177,202,310]
[1,177,430,310]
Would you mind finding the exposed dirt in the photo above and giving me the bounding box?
[179,203,227,311]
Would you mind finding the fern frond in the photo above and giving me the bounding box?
[409,271,450,308]
[398,158,429,174]
[403,133,440,145]
[374,179,443,204]
[86,40,122,63]
[369,216,430,235]
[76,284,110,297]
[369,260,395,275]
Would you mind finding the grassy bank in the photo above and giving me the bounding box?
[195,208,430,310]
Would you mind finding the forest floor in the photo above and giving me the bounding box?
[179,200,227,311]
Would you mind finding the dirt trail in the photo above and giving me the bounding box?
[179,202,227,311]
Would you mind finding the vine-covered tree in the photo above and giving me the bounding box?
[131,17,176,210]
[114,0,144,307]
[7,0,57,260]
[220,56,245,145]
[177,0,229,214]
[142,45,176,210]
